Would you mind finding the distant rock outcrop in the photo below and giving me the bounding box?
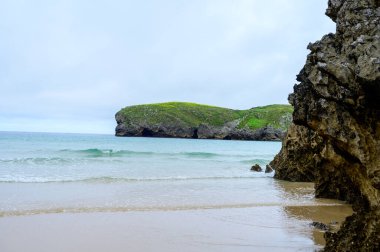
[270,0,380,250]
[115,102,292,141]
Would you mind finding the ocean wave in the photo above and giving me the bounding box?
[239,159,269,164]
[180,151,221,158]
[0,175,261,183]
[0,149,257,163]
[61,148,226,158]
[0,157,72,164]
[0,157,127,165]
[60,148,156,157]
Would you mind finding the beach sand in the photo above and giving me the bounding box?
[0,204,352,252]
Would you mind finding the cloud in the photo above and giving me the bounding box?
[0,0,334,133]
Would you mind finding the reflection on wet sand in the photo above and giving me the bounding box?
[0,179,354,252]
[285,205,353,246]
[274,180,353,247]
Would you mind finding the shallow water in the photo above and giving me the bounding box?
[0,132,352,251]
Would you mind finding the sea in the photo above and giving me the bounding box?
[0,131,352,252]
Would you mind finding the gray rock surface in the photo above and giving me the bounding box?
[270,0,380,250]
[270,124,324,181]
[115,114,286,141]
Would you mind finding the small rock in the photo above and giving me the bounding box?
[265,164,274,173]
[310,221,330,231]
[250,164,262,172]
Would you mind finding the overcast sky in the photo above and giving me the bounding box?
[0,0,334,134]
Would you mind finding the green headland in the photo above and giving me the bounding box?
[115,102,292,141]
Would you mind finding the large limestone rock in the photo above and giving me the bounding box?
[270,124,324,182]
[271,0,380,250]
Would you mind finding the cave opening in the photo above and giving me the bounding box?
[141,128,154,137]
[192,129,198,139]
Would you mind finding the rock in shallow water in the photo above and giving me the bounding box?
[265,164,274,173]
[310,221,330,231]
[250,164,262,172]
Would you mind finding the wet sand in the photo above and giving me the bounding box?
[0,203,352,252]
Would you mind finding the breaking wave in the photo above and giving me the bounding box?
[0,149,264,164]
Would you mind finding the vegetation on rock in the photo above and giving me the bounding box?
[115,102,293,141]
[117,102,292,130]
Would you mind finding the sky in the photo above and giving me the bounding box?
[0,0,335,134]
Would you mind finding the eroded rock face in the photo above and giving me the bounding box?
[270,123,324,182]
[271,0,380,250]
[115,113,286,141]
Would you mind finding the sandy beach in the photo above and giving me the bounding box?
[0,203,352,252]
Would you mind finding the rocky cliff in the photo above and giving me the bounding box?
[270,124,324,182]
[271,0,380,250]
[115,102,292,141]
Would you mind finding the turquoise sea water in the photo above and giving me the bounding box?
[0,132,352,251]
[0,131,278,184]
[0,131,287,215]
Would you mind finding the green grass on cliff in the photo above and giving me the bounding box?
[117,102,293,131]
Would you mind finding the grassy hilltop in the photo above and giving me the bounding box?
[116,102,293,131]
